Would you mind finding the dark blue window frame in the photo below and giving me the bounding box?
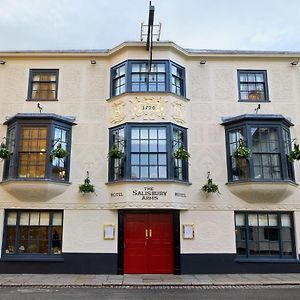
[2,115,74,183]
[237,70,269,102]
[223,115,294,183]
[108,123,189,182]
[27,69,59,101]
[2,209,63,259]
[110,60,186,97]
[235,211,296,259]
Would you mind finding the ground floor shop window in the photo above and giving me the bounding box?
[235,212,295,259]
[3,210,63,257]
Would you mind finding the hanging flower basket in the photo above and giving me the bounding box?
[201,172,220,194]
[79,172,95,194]
[233,139,251,160]
[107,145,124,159]
[50,144,67,159]
[173,146,190,160]
[0,143,11,160]
[289,143,300,161]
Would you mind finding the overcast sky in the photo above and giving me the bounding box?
[0,0,299,51]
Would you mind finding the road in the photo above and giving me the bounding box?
[0,286,300,300]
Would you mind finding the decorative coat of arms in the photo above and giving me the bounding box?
[110,100,125,124]
[172,100,185,123]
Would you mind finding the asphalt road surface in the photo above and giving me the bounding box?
[1,286,300,300]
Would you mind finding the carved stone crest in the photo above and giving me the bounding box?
[172,100,185,123]
[110,100,125,124]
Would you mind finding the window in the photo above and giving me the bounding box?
[3,210,63,257]
[235,212,295,259]
[223,115,294,182]
[3,114,75,182]
[109,123,188,182]
[238,70,268,101]
[112,63,126,97]
[110,60,185,97]
[131,62,166,92]
[28,69,59,100]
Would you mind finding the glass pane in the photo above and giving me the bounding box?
[131,140,139,152]
[248,214,258,226]
[40,212,50,226]
[255,73,264,82]
[239,74,248,82]
[149,140,157,152]
[131,128,139,139]
[158,128,166,139]
[149,128,157,139]
[140,154,148,164]
[131,154,139,165]
[140,128,148,139]
[150,166,158,178]
[258,214,268,226]
[53,212,62,226]
[235,214,245,226]
[158,140,166,152]
[281,214,291,227]
[268,214,278,226]
[30,212,40,225]
[149,154,157,165]
[158,154,166,165]
[159,166,167,178]
[140,166,148,178]
[140,140,148,152]
[20,212,30,225]
[131,166,139,178]
[7,212,17,225]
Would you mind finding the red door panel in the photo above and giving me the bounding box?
[124,213,174,274]
[148,214,174,273]
[124,214,148,274]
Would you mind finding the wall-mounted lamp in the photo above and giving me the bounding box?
[200,59,206,65]
[290,60,299,66]
[0,60,6,65]
[90,59,96,65]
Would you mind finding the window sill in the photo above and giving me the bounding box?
[106,179,191,185]
[26,99,59,101]
[0,179,71,201]
[106,91,190,102]
[238,99,270,103]
[235,257,299,264]
[226,180,298,202]
[1,255,64,262]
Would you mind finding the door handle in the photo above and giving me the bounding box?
[145,229,148,238]
[149,229,152,237]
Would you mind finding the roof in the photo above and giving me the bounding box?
[0,41,299,58]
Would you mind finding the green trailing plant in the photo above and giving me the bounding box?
[289,143,300,161]
[107,145,124,159]
[233,139,251,160]
[0,143,11,160]
[173,146,190,160]
[50,144,67,159]
[79,171,95,194]
[201,172,220,195]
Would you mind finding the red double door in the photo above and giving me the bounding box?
[124,213,174,274]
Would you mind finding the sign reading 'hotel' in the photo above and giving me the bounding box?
[132,187,167,200]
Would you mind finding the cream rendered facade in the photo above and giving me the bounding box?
[0,42,300,273]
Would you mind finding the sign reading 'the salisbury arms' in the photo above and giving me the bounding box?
[132,187,167,200]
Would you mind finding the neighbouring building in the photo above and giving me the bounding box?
[0,41,300,274]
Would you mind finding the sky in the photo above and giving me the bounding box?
[0,0,300,51]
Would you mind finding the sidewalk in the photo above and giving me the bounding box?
[1,274,300,287]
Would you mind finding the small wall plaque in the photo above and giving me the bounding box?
[182,224,194,240]
[103,224,115,240]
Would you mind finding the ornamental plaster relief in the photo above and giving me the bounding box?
[109,94,187,125]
